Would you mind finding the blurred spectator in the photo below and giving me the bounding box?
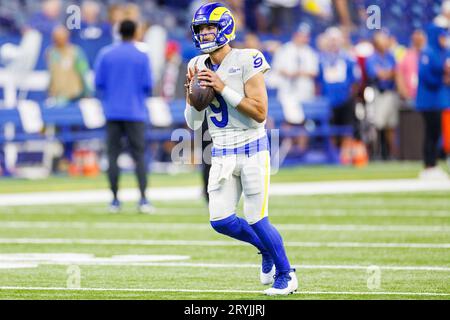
[159,40,184,100]
[0,1,25,35]
[225,0,245,31]
[389,34,407,63]
[272,23,318,125]
[123,3,141,22]
[264,0,300,34]
[27,0,61,35]
[272,23,318,152]
[302,0,333,20]
[27,0,62,70]
[123,3,146,40]
[244,0,263,33]
[332,0,365,31]
[416,24,450,180]
[434,0,450,28]
[121,3,167,91]
[46,25,90,104]
[396,29,426,103]
[70,0,113,68]
[241,32,280,64]
[143,23,168,95]
[108,4,125,42]
[243,32,263,50]
[365,30,399,160]
[317,27,361,157]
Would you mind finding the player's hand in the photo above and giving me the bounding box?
[197,69,225,93]
[186,65,199,83]
[185,65,199,105]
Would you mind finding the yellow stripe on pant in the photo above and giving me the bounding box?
[260,151,270,218]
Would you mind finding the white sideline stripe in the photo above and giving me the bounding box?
[0,263,39,269]
[1,221,449,233]
[0,187,199,206]
[2,207,450,218]
[1,179,450,206]
[0,254,448,271]
[0,286,448,297]
[0,238,449,248]
[53,262,450,272]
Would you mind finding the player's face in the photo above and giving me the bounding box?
[198,24,217,43]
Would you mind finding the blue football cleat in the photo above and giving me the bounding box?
[264,268,298,295]
[138,198,155,214]
[259,251,275,285]
[109,199,121,213]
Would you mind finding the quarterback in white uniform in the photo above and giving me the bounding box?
[184,2,297,295]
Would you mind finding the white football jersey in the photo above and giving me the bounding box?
[187,48,270,149]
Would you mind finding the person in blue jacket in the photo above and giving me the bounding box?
[95,19,154,213]
[416,23,450,179]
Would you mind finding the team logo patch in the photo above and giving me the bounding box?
[228,67,242,74]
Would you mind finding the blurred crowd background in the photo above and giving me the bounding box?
[0,0,449,178]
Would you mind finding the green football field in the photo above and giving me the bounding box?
[0,162,449,300]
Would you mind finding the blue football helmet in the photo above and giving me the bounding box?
[191,2,236,53]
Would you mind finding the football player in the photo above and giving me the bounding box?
[184,2,297,295]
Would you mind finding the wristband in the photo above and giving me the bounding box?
[221,86,244,108]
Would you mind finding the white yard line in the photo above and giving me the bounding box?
[0,238,449,248]
[0,253,449,271]
[123,262,450,272]
[0,221,449,233]
[0,253,448,271]
[2,207,449,218]
[41,262,450,272]
[0,286,448,297]
[271,179,450,195]
[1,179,450,206]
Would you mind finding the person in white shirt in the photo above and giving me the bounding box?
[272,23,319,152]
[272,23,319,125]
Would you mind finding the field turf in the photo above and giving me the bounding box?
[0,162,449,300]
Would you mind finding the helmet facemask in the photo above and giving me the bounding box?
[192,23,227,53]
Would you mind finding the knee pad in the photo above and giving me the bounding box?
[210,214,237,234]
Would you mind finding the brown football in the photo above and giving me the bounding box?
[188,73,215,111]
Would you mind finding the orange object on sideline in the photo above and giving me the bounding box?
[352,140,369,167]
[339,139,353,165]
[69,149,99,177]
[339,139,368,167]
[82,150,100,177]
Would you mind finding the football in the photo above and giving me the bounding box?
[188,73,215,111]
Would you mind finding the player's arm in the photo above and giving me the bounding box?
[198,69,268,123]
[237,72,268,123]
